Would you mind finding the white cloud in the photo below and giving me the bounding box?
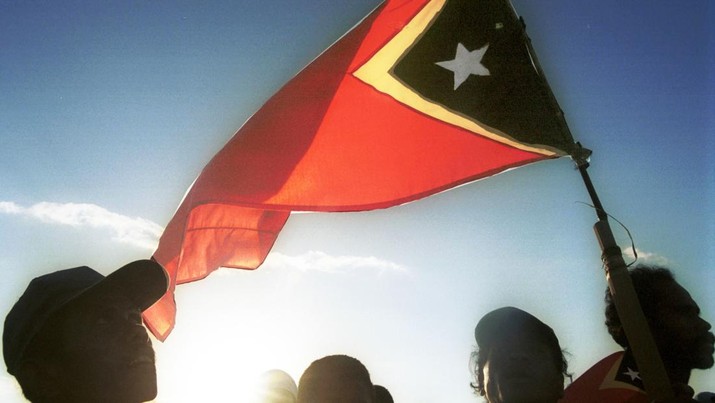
[0,201,22,214]
[1,202,411,275]
[262,250,409,276]
[0,201,163,250]
[621,246,670,266]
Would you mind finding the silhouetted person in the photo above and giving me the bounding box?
[255,369,297,403]
[562,265,714,402]
[695,392,715,403]
[471,306,568,403]
[3,259,168,403]
[373,384,394,403]
[297,354,375,403]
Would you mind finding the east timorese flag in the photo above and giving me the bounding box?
[144,0,577,340]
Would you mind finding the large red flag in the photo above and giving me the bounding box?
[144,0,576,340]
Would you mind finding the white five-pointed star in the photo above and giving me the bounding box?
[623,367,641,381]
[436,42,490,90]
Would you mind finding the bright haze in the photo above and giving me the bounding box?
[1,1,712,401]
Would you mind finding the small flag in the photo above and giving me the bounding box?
[561,351,649,403]
[144,0,576,340]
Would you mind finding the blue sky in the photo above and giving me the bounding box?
[1,1,713,401]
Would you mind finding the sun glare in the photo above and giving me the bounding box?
[150,290,306,402]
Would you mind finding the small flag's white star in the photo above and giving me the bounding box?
[623,367,641,381]
[436,43,490,90]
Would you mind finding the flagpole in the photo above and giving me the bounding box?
[574,152,673,400]
[513,11,674,400]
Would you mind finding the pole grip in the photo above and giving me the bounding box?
[594,219,673,400]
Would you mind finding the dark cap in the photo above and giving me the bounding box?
[475,306,560,353]
[3,259,168,375]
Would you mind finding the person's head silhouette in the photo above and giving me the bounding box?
[297,354,374,403]
[256,369,297,403]
[605,265,714,384]
[472,306,568,403]
[4,259,167,402]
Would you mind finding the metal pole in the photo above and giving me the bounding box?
[581,164,673,401]
[509,5,675,399]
